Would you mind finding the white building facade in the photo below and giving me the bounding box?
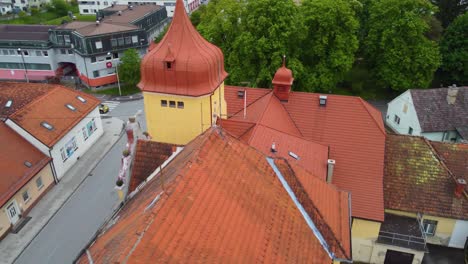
[386,87,467,143]
[5,107,104,181]
[78,0,201,16]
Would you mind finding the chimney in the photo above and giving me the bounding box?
[271,142,277,153]
[447,85,459,105]
[327,159,335,184]
[272,55,293,102]
[455,178,466,198]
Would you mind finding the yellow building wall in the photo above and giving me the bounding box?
[144,83,227,145]
[385,209,456,246]
[351,218,381,263]
[370,243,424,264]
[0,164,54,238]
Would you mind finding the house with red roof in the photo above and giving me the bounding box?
[76,127,352,263]
[0,122,53,240]
[1,82,103,180]
[380,134,468,264]
[136,0,387,262]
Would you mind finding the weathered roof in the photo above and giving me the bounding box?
[225,86,386,221]
[102,4,163,25]
[129,140,174,193]
[431,141,468,187]
[0,24,55,41]
[138,0,228,96]
[0,122,51,207]
[72,22,138,37]
[9,84,100,147]
[0,82,51,119]
[77,128,351,263]
[384,134,468,220]
[410,87,468,134]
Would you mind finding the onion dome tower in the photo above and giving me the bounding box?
[138,0,228,145]
[272,56,294,102]
[138,0,228,96]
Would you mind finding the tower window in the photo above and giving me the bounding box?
[166,62,172,69]
[169,101,176,108]
[177,101,184,109]
[161,100,167,107]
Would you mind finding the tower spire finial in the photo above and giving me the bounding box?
[282,55,286,67]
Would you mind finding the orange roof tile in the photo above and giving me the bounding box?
[9,85,100,147]
[0,122,51,207]
[129,140,174,192]
[225,86,386,221]
[0,82,51,119]
[77,128,351,263]
[224,85,271,117]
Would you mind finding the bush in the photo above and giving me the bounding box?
[122,149,130,157]
[116,178,124,187]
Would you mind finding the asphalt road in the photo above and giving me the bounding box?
[14,100,145,264]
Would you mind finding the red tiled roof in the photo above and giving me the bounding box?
[9,85,100,147]
[77,128,351,263]
[129,140,174,192]
[431,141,468,181]
[0,122,51,207]
[225,87,386,221]
[275,159,350,259]
[224,85,271,117]
[0,82,51,119]
[384,134,468,220]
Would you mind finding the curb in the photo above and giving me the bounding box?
[12,123,125,264]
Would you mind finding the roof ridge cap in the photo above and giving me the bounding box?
[256,124,327,149]
[357,97,386,136]
[230,90,273,117]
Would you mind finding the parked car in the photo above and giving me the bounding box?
[99,104,109,114]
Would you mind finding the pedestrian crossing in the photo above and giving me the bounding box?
[101,101,120,115]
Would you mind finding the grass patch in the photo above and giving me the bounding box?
[45,13,96,25]
[4,11,95,25]
[85,85,141,96]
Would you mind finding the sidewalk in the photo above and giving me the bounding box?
[0,117,124,264]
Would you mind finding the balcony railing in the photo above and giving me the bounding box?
[377,230,427,252]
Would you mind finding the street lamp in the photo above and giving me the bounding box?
[17,48,29,83]
[108,52,121,96]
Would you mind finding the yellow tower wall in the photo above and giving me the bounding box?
[144,83,227,145]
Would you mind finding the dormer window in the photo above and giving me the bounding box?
[166,62,172,70]
[65,104,77,111]
[76,96,87,103]
[41,121,54,131]
[5,100,12,108]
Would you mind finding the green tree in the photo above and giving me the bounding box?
[118,49,141,88]
[300,0,360,91]
[364,0,441,91]
[50,0,70,16]
[440,12,468,85]
[227,0,304,89]
[430,0,468,28]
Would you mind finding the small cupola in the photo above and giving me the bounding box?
[272,56,294,102]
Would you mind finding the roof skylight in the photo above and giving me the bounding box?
[66,104,77,111]
[24,161,32,168]
[76,96,87,103]
[41,121,54,131]
[288,151,299,160]
[5,100,12,108]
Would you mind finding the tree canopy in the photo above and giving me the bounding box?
[364,0,441,91]
[299,0,360,91]
[118,49,141,89]
[440,12,468,85]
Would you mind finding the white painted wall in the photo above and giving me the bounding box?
[51,107,103,180]
[386,90,422,136]
[449,220,468,248]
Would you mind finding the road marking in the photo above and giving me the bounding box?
[101,101,120,116]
